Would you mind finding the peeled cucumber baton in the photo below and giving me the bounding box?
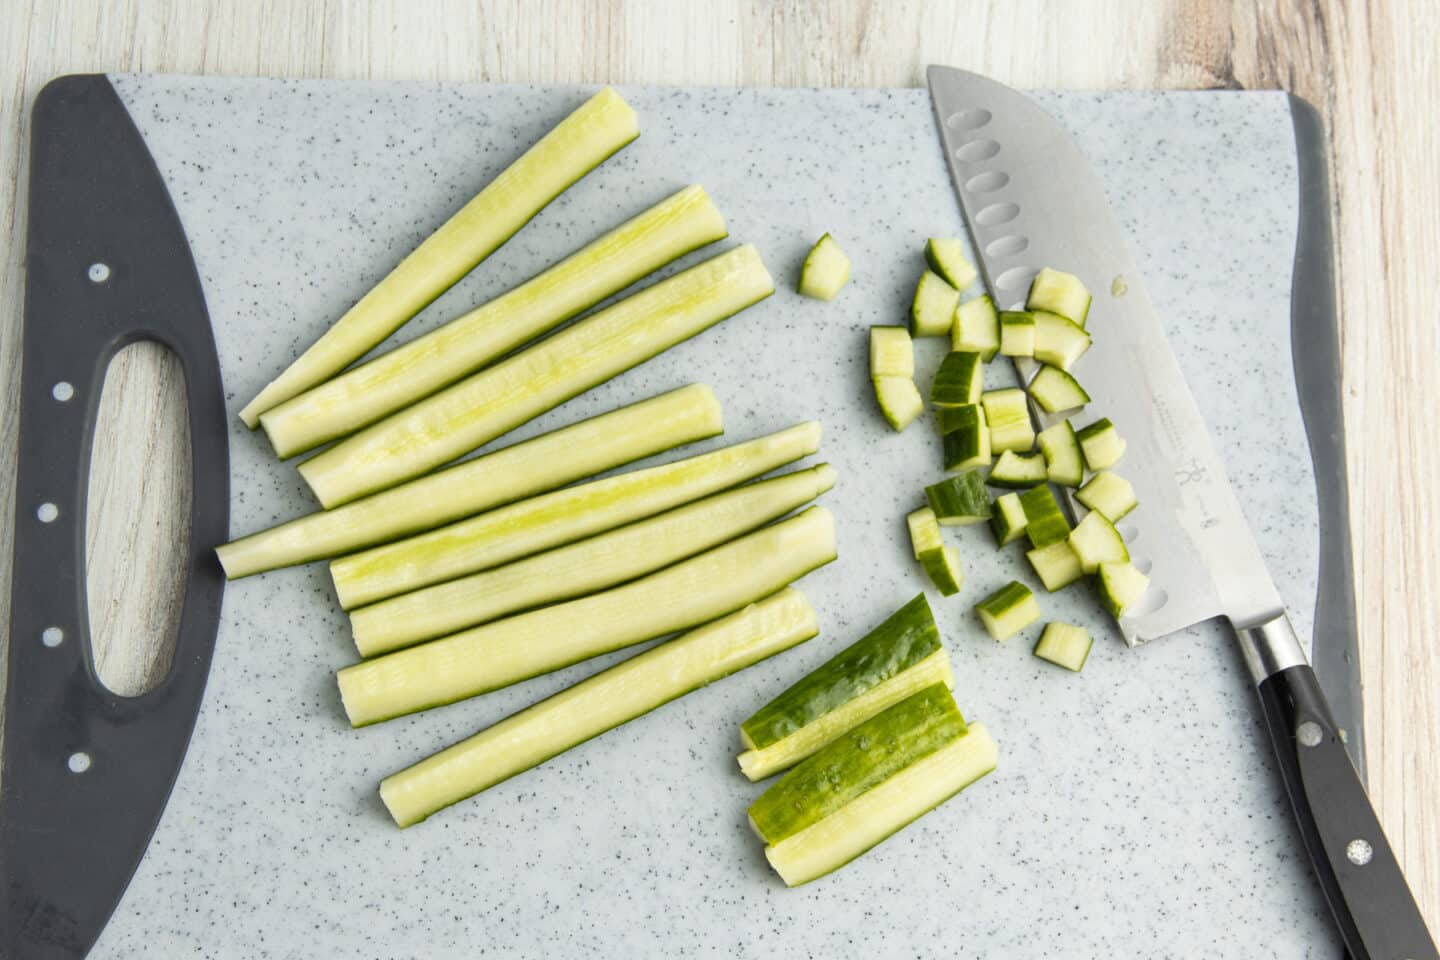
[329,421,821,610]
[379,588,820,827]
[239,87,639,428]
[299,243,776,507]
[737,594,953,781]
[259,186,728,457]
[349,463,837,657]
[336,507,838,726]
[763,720,997,887]
[749,683,966,844]
[215,385,722,579]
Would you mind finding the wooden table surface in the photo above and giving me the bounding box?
[2,0,1436,936]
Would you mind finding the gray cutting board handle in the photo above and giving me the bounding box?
[1,75,229,959]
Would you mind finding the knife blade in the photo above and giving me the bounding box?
[927,65,1437,960]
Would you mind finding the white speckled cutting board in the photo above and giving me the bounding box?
[96,77,1337,958]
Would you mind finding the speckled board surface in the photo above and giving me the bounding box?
[96,76,1337,958]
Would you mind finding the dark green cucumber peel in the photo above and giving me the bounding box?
[931,352,983,406]
[1019,485,1070,547]
[749,682,966,843]
[740,594,941,749]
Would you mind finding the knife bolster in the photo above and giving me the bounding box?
[1235,613,1308,684]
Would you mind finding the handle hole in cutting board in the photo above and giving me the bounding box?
[85,340,192,698]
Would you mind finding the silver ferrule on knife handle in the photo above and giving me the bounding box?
[1234,613,1310,684]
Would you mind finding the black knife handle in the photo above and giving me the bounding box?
[1,75,228,958]
[1245,616,1438,959]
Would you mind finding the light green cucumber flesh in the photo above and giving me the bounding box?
[258,184,728,458]
[299,243,776,508]
[998,310,1036,357]
[1075,470,1137,522]
[1098,561,1150,617]
[737,649,954,782]
[799,233,851,300]
[954,295,1000,361]
[239,87,640,429]
[989,492,1028,546]
[381,588,819,827]
[1031,311,1091,371]
[975,580,1040,641]
[1034,622,1093,672]
[749,683,965,844]
[930,351,983,406]
[1027,540,1085,591]
[873,376,925,431]
[337,507,838,726]
[1026,267,1092,326]
[919,546,964,596]
[349,463,838,657]
[1028,365,1090,414]
[1019,484,1071,548]
[1078,418,1127,471]
[870,326,915,379]
[763,721,997,887]
[329,420,820,611]
[924,238,978,291]
[906,507,944,559]
[926,471,992,526]
[911,270,960,337]
[215,384,722,579]
[988,450,1048,489]
[1069,511,1129,574]
[1037,420,1084,488]
[982,388,1035,453]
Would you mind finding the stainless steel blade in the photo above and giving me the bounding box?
[927,66,1284,644]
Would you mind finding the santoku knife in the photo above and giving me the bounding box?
[927,65,1436,960]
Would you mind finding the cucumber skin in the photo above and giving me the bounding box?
[1020,485,1070,547]
[925,471,992,524]
[749,683,965,844]
[741,594,940,749]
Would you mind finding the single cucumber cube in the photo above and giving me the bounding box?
[1026,267,1092,326]
[870,326,915,379]
[1037,420,1084,487]
[931,351,984,406]
[1032,311,1091,371]
[1077,418,1127,470]
[919,546,964,596]
[998,310,1036,357]
[981,388,1035,453]
[939,405,991,471]
[1019,484,1070,547]
[988,450,1047,489]
[911,270,960,337]
[1097,561,1150,618]
[1069,511,1129,574]
[873,377,924,432]
[954,294,1000,361]
[1034,622,1093,671]
[926,471,992,526]
[1026,540,1085,591]
[906,507,943,559]
[925,238,978,291]
[989,492,1028,546]
[1028,365,1090,414]
[975,580,1040,642]
[798,233,851,300]
[1075,470,1137,522]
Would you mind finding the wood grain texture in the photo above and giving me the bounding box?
[1,0,1435,931]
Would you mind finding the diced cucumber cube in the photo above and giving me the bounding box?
[981,388,1035,453]
[1032,312,1091,371]
[1037,420,1084,487]
[873,377,924,432]
[998,310,1036,357]
[911,270,960,337]
[926,471,992,526]
[1026,267,1092,326]
[870,326,914,379]
[988,450,1047,489]
[798,233,851,300]
[931,351,984,406]
[1034,622,1093,671]
[1069,511,1129,574]
[1097,561,1150,618]
[1026,540,1085,591]
[954,294,999,361]
[1019,484,1070,547]
[989,492,1028,546]
[919,546,964,596]
[1075,470,1137,522]
[975,581,1040,642]
[1077,418,1127,470]
[940,405,991,471]
[924,238,978,291]
[906,507,943,559]
[1028,365,1090,414]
